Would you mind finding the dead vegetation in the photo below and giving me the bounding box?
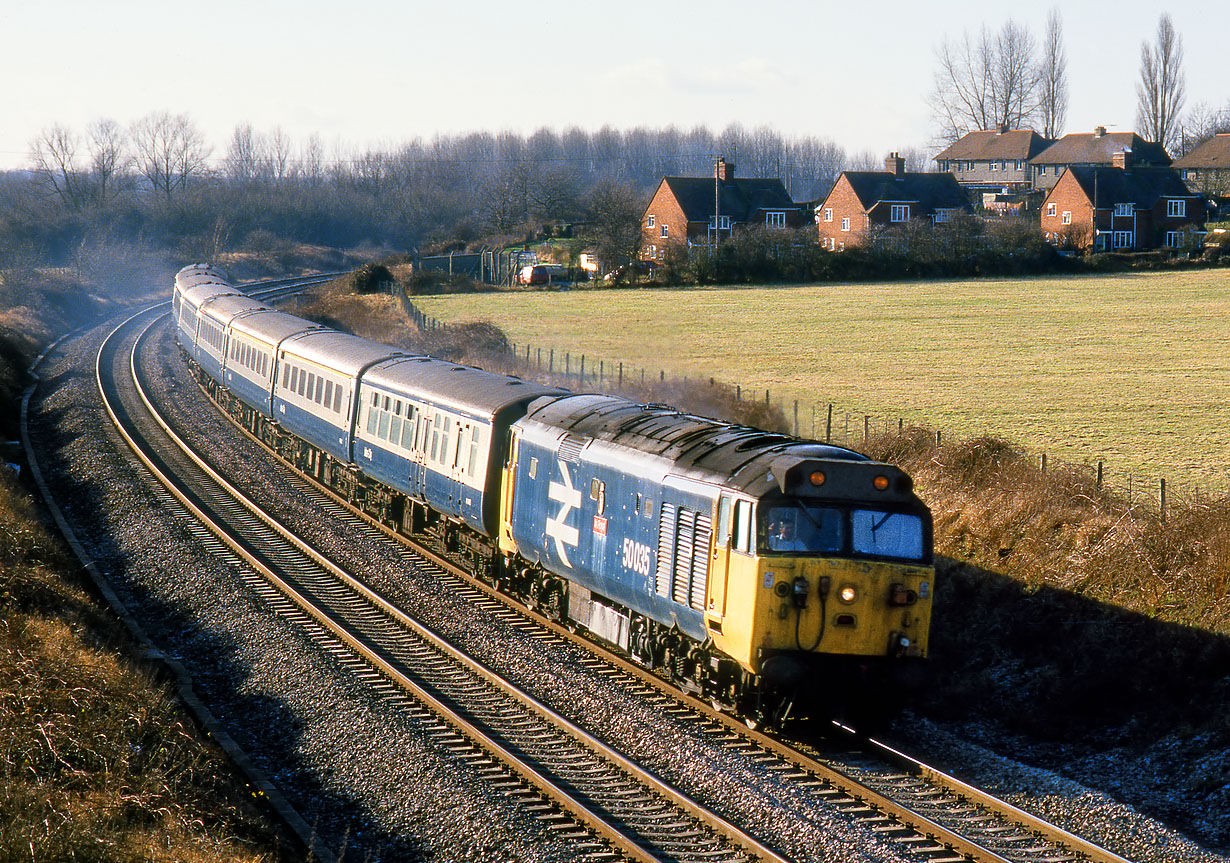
[0,472,287,862]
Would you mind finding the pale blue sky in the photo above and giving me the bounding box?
[2,0,1224,171]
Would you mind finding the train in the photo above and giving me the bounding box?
[173,264,935,725]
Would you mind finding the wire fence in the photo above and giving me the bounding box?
[402,296,1222,519]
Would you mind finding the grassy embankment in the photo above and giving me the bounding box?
[0,265,302,862]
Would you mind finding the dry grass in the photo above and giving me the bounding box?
[0,472,285,862]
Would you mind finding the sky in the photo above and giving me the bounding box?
[2,0,1226,172]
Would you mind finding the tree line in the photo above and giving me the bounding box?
[5,118,890,271]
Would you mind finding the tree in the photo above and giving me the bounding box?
[130,111,211,202]
[1136,14,1186,150]
[1037,8,1068,139]
[86,118,127,206]
[931,20,1040,142]
[29,124,86,210]
[583,181,643,274]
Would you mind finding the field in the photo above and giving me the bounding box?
[412,270,1230,495]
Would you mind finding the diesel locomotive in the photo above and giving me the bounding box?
[174,264,934,724]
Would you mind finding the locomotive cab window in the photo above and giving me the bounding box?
[851,510,925,561]
[760,503,843,554]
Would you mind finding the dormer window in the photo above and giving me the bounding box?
[890,204,909,222]
[766,212,786,228]
[1114,203,1133,217]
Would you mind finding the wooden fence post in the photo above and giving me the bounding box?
[825,404,833,442]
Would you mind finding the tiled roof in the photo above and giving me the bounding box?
[661,176,798,222]
[934,129,1054,161]
[1062,166,1196,208]
[1174,134,1230,169]
[841,171,972,213]
[1032,131,1171,166]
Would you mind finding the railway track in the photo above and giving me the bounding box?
[89,283,1141,863]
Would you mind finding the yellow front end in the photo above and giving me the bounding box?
[705,550,933,675]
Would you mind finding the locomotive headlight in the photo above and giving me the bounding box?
[838,584,858,604]
[809,470,826,486]
[873,474,890,491]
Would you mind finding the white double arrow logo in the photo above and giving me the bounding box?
[545,459,581,567]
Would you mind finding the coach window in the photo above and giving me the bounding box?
[430,414,442,461]
[467,427,481,476]
[377,401,391,440]
[314,376,324,404]
[440,416,452,465]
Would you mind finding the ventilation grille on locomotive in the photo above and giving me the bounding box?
[655,503,711,611]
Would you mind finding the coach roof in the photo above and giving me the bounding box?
[279,329,404,377]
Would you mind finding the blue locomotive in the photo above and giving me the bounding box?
[174,265,934,722]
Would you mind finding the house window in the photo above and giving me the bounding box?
[1166,231,1183,247]
[1061,211,1071,225]
[890,204,909,222]
[1014,160,1022,170]
[823,208,833,222]
[1038,166,1047,175]
[1167,199,1186,217]
[1180,169,1190,180]
[766,212,786,228]
[708,214,731,230]
[967,161,976,171]
[647,214,655,228]
[1046,203,1056,217]
[661,224,668,238]
[841,217,850,232]
[934,208,955,223]
[1113,203,1133,217]
[1113,231,1133,248]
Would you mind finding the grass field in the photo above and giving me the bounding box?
[412,269,1230,495]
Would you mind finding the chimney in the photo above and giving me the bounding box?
[999,123,1010,134]
[715,157,735,182]
[1094,126,1107,138]
[886,152,905,177]
[1112,149,1133,170]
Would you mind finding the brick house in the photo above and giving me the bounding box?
[1039,153,1204,251]
[815,154,972,250]
[1029,127,1171,192]
[934,127,1054,192]
[639,159,808,260]
[1173,134,1230,197]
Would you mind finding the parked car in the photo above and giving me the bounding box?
[518,264,567,286]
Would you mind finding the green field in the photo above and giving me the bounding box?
[413,270,1230,494]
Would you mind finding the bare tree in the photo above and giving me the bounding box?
[931,20,1040,142]
[1136,14,1186,150]
[86,118,127,206]
[584,180,643,273]
[224,123,261,182]
[1037,8,1068,139]
[29,125,86,210]
[131,111,211,202]
[267,126,293,186]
